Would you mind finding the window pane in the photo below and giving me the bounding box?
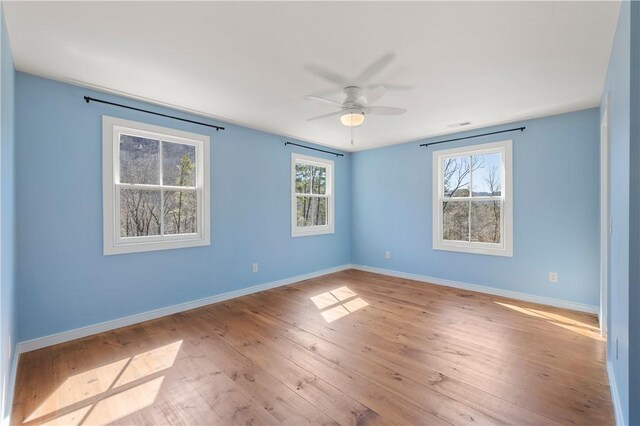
[163,142,196,187]
[120,135,159,185]
[471,200,501,243]
[120,189,161,237]
[164,190,197,234]
[472,152,502,196]
[297,196,327,227]
[442,156,470,197]
[442,200,469,241]
[311,166,327,195]
[295,164,312,194]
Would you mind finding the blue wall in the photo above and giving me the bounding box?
[351,108,601,308]
[0,3,16,422]
[15,73,352,342]
[629,2,640,423]
[601,2,631,424]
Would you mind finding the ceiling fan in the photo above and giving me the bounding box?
[305,53,409,127]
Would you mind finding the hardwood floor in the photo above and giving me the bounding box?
[12,269,614,425]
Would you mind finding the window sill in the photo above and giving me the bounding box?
[292,227,335,238]
[104,236,210,255]
[433,242,513,257]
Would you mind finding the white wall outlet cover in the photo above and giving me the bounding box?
[252,263,259,273]
[385,251,391,260]
[548,272,558,283]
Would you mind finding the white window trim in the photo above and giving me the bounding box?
[291,153,335,237]
[432,140,513,257]
[103,116,211,255]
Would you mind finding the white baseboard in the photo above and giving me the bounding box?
[350,264,599,314]
[607,361,625,426]
[17,264,351,354]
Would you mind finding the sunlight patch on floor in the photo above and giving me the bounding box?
[114,340,181,388]
[330,286,358,301]
[311,287,368,323]
[495,301,604,341]
[343,297,369,312]
[311,292,341,310]
[550,321,605,340]
[39,405,92,426]
[83,376,165,425]
[321,305,350,322]
[25,340,182,426]
[26,358,129,422]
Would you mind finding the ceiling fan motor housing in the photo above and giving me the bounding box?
[343,86,364,107]
[339,86,366,126]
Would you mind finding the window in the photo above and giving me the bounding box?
[291,153,334,237]
[432,140,512,256]
[103,116,210,255]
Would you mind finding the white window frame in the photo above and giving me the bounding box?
[103,116,210,255]
[291,153,335,237]
[432,140,513,257]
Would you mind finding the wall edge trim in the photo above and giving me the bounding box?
[350,264,599,314]
[607,361,625,426]
[17,264,351,353]
[3,350,19,426]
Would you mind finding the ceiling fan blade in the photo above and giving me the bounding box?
[305,64,350,86]
[365,106,407,115]
[312,87,345,98]
[359,85,386,106]
[357,52,395,84]
[306,95,343,107]
[365,83,413,91]
[306,110,343,122]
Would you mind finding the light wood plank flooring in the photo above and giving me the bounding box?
[12,270,614,425]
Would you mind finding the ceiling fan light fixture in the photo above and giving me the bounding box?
[340,111,365,127]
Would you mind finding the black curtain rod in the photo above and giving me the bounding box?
[84,96,225,131]
[419,126,525,148]
[285,142,344,157]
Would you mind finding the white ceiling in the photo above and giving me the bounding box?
[4,1,620,152]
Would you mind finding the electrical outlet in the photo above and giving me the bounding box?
[252,263,259,273]
[548,272,558,283]
[385,251,391,260]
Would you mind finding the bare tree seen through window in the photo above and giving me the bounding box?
[120,135,197,237]
[442,153,502,244]
[296,163,328,227]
